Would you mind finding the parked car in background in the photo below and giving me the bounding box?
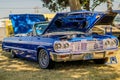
[93,10,120,40]
[113,14,120,28]
[2,11,119,69]
[92,25,120,38]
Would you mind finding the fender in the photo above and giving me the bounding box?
[36,45,52,61]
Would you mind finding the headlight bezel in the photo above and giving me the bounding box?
[103,38,119,49]
[54,41,71,52]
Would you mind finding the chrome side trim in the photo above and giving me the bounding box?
[3,40,52,46]
[4,46,37,52]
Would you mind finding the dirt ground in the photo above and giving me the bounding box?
[0,49,120,80]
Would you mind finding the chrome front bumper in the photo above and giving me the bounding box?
[50,49,118,62]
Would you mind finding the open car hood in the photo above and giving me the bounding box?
[46,10,119,33]
[46,11,105,33]
[9,14,46,34]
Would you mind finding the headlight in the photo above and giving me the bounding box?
[110,38,119,48]
[54,41,71,52]
[104,38,118,49]
[104,39,110,49]
[115,38,119,46]
[63,43,70,48]
[111,39,117,47]
[113,38,119,47]
[54,43,62,50]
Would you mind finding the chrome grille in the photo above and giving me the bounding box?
[71,42,81,52]
[95,41,103,50]
[87,41,95,51]
[71,40,103,52]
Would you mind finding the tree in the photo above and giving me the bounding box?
[41,0,69,12]
[41,0,90,12]
[41,0,114,12]
[69,0,90,11]
[107,0,113,12]
[69,0,81,11]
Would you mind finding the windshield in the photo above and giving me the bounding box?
[34,22,49,35]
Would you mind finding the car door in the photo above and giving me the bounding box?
[17,35,36,60]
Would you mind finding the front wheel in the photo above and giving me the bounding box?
[38,49,54,69]
[93,58,108,64]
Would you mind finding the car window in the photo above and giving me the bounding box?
[34,22,49,35]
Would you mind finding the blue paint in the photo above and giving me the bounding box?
[9,14,46,34]
[45,11,104,33]
[2,10,119,62]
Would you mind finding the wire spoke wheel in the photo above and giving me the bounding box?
[38,49,54,69]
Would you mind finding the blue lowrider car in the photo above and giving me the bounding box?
[2,11,119,69]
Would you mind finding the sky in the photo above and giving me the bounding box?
[0,0,120,18]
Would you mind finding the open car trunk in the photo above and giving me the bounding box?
[9,14,46,34]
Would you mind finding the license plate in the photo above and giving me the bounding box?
[83,53,93,60]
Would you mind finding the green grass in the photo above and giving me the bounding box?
[0,50,120,80]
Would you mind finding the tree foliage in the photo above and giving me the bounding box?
[41,0,68,12]
[41,0,91,12]
[41,0,114,12]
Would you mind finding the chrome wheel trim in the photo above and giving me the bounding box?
[39,49,49,68]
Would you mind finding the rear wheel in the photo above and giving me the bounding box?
[38,49,54,69]
[93,58,108,64]
[11,49,17,58]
